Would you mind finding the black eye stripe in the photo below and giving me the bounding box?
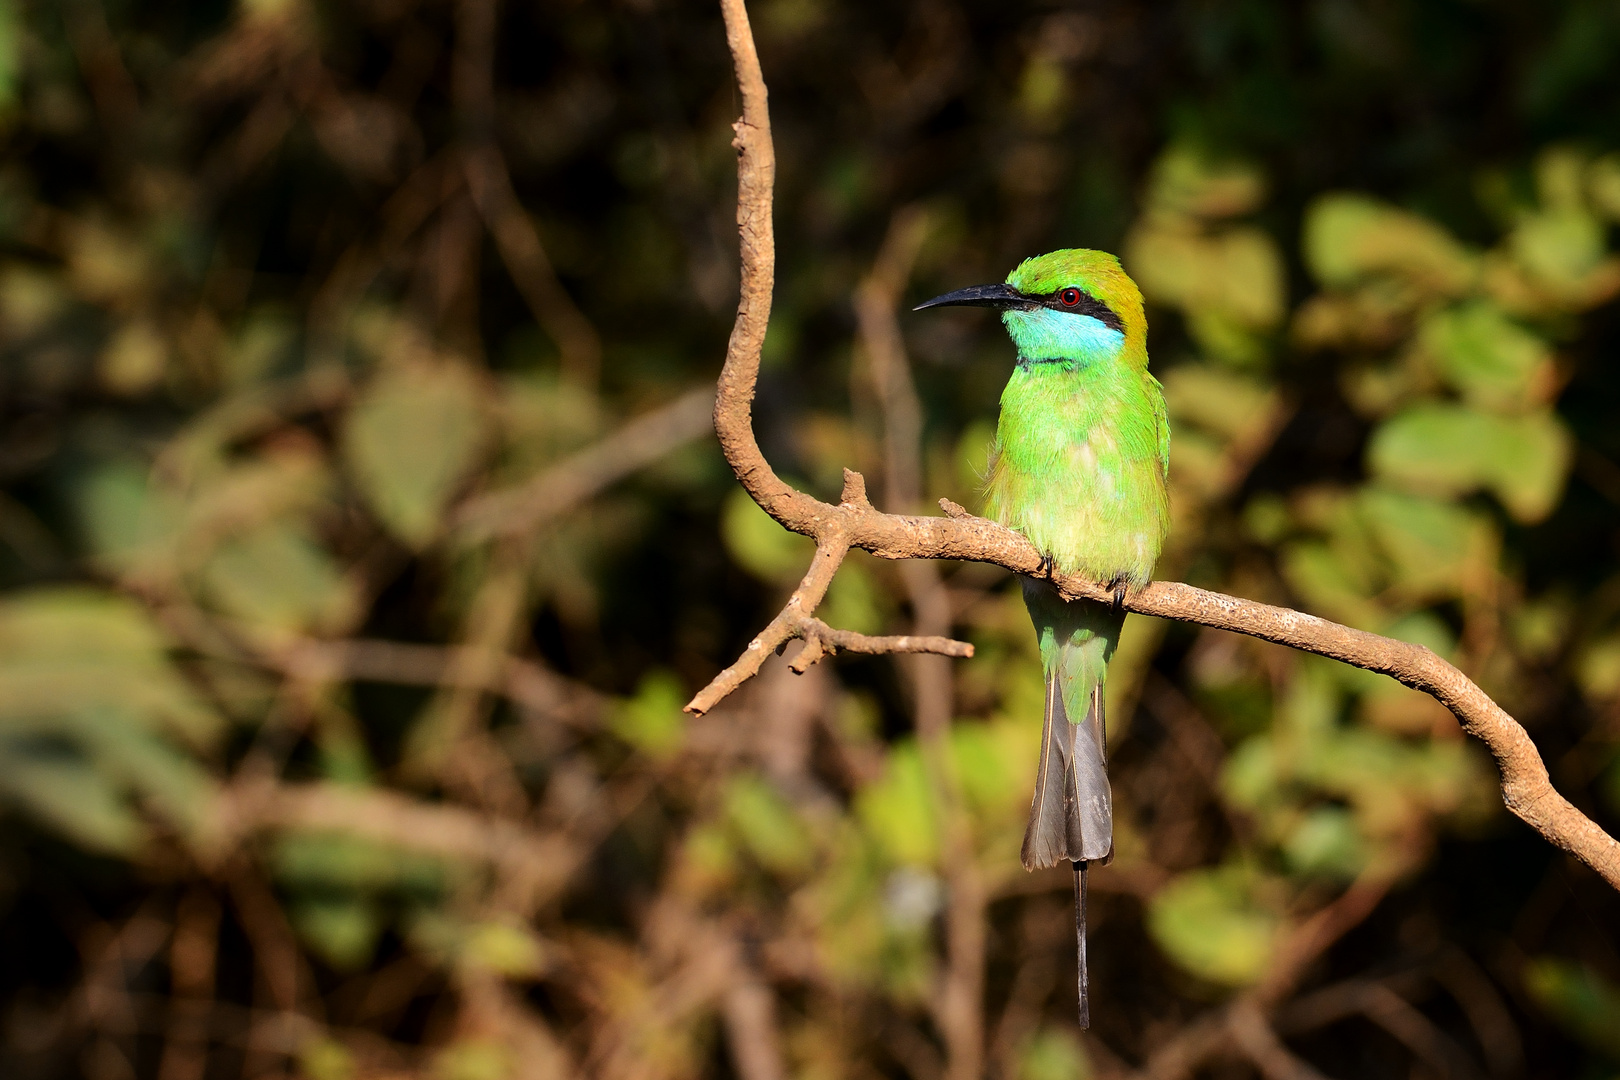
[1031,289,1124,333]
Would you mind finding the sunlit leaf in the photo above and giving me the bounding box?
[98,318,168,396]
[297,1037,356,1080]
[343,361,490,548]
[611,669,687,759]
[1144,145,1266,220]
[721,486,814,582]
[0,753,143,853]
[1162,365,1276,441]
[1510,210,1604,292]
[1282,805,1364,878]
[1359,487,1490,601]
[432,1039,515,1080]
[857,742,938,867]
[725,773,813,875]
[1418,300,1553,412]
[1589,153,1620,222]
[413,913,548,978]
[1017,1028,1091,1080]
[1576,633,1620,699]
[200,521,358,638]
[1304,194,1476,295]
[290,894,382,971]
[1147,864,1280,986]
[1367,404,1571,523]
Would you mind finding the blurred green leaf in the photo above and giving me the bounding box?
[271,830,450,896]
[1419,300,1553,411]
[0,754,143,853]
[721,486,814,582]
[0,588,223,853]
[1576,633,1620,699]
[1304,193,1476,295]
[343,361,490,548]
[1162,365,1276,441]
[297,1038,356,1080]
[1589,153,1620,221]
[1523,957,1620,1059]
[820,556,882,635]
[1282,805,1364,878]
[725,773,813,875]
[201,521,358,638]
[1510,209,1606,290]
[0,0,20,110]
[1367,404,1571,523]
[1148,864,1280,986]
[1143,145,1266,220]
[611,669,687,759]
[413,913,548,978]
[290,894,382,971]
[1017,1028,1091,1080]
[1359,487,1489,601]
[857,742,938,867]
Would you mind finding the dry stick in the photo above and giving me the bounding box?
[464,144,603,387]
[456,0,601,385]
[696,0,1620,894]
[221,779,581,908]
[453,386,718,541]
[721,973,788,1080]
[156,889,221,1080]
[1225,998,1332,1080]
[858,209,985,1080]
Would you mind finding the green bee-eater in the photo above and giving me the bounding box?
[917,249,1170,1027]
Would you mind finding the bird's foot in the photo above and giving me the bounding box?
[1037,553,1056,581]
[1107,574,1128,611]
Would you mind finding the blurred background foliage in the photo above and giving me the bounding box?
[0,0,1618,1078]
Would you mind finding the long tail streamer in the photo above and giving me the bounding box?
[1074,859,1090,1029]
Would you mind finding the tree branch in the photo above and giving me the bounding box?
[698,0,1620,892]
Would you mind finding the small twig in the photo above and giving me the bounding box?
[1276,979,1482,1079]
[217,779,581,911]
[453,386,717,541]
[454,0,601,384]
[1226,998,1331,1080]
[721,970,787,1080]
[464,145,603,386]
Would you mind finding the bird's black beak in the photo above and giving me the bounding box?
[913,282,1032,312]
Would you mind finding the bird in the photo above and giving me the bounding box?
[915,249,1170,1029]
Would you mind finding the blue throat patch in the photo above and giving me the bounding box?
[1002,308,1125,367]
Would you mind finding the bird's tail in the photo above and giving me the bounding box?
[1020,579,1121,1030]
[1019,580,1120,871]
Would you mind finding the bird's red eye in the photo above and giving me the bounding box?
[1060,288,1081,307]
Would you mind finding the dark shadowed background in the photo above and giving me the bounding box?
[1,1,1619,1078]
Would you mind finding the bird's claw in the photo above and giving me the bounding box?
[1037,553,1055,580]
[1108,576,1128,611]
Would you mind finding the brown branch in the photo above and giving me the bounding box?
[686,473,974,715]
[698,0,1620,892]
[453,386,717,541]
[721,971,787,1080]
[1226,998,1331,1080]
[218,779,581,911]
[278,636,603,729]
[464,145,603,386]
[857,207,985,1080]
[455,0,601,384]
